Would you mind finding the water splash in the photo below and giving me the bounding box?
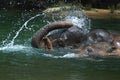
[0,14,43,51]
[8,14,41,46]
[64,8,91,34]
[0,45,26,52]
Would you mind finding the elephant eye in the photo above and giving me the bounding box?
[87,47,94,53]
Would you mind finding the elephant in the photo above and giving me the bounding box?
[31,21,73,48]
[78,29,120,57]
[31,21,120,57]
[31,21,86,49]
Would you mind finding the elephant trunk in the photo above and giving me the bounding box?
[31,21,73,48]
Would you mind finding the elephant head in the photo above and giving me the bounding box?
[31,21,73,48]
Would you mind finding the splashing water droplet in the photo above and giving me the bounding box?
[64,9,91,34]
[0,14,44,51]
[9,14,41,46]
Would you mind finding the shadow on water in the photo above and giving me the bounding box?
[0,9,120,80]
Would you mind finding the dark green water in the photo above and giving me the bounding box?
[0,10,120,80]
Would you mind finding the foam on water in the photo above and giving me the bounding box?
[43,52,77,58]
[0,45,26,52]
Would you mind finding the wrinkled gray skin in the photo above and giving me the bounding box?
[47,26,86,48]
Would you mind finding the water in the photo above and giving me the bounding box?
[0,9,120,80]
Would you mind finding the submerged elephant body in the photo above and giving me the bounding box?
[31,21,120,57]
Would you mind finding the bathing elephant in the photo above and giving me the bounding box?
[79,29,120,57]
[31,21,73,48]
[31,21,120,57]
[31,21,86,49]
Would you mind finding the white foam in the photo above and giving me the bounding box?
[43,54,63,58]
[0,45,26,52]
[63,53,76,58]
[43,52,76,59]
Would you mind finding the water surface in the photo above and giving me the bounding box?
[0,9,120,80]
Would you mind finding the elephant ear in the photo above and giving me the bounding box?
[31,21,73,48]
